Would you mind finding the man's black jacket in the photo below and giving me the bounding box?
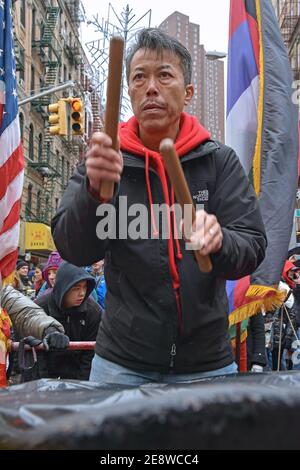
[52,140,267,373]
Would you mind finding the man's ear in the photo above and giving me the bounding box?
[184,85,194,106]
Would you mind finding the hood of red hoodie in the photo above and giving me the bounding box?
[282,260,298,289]
[119,112,211,158]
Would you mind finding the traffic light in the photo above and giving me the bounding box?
[70,98,85,135]
[48,99,68,136]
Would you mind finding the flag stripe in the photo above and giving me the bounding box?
[246,12,260,70]
[0,117,21,167]
[245,0,258,21]
[252,0,264,195]
[0,221,20,263]
[0,169,24,240]
[0,104,3,127]
[0,143,23,200]
[0,199,20,236]
[227,21,259,114]
[226,75,259,175]
[229,0,248,37]
[0,247,19,279]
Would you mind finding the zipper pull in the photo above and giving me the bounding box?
[169,343,176,368]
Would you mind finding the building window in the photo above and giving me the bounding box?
[29,124,34,160]
[30,65,35,95]
[19,49,25,80]
[20,0,26,28]
[63,65,67,82]
[36,190,41,219]
[40,21,44,41]
[61,156,65,185]
[66,161,70,182]
[19,113,24,142]
[67,114,71,136]
[38,133,43,161]
[32,8,36,44]
[45,195,50,219]
[26,184,32,216]
[56,150,60,172]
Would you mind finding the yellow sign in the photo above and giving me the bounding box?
[25,223,56,251]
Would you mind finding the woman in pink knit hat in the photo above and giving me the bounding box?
[36,252,63,299]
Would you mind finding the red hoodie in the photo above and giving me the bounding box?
[282,260,298,289]
[119,113,211,332]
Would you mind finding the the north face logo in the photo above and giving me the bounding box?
[193,190,209,202]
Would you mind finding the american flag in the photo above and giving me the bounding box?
[0,0,24,282]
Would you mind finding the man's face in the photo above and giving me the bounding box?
[128,48,193,137]
[64,280,87,309]
[18,266,28,276]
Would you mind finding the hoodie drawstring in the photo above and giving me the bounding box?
[145,150,159,238]
[171,188,183,261]
[144,149,183,333]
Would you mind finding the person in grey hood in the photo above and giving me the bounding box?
[34,261,102,380]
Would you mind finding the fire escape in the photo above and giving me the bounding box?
[28,6,62,225]
[279,0,300,81]
[64,0,85,28]
[62,0,87,161]
[90,91,103,133]
[14,37,25,77]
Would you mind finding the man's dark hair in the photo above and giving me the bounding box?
[126,28,192,85]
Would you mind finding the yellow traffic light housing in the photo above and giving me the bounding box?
[71,98,85,136]
[48,100,67,136]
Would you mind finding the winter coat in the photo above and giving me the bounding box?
[35,262,102,380]
[93,276,106,310]
[1,285,64,338]
[52,113,267,374]
[86,268,107,310]
[246,313,267,368]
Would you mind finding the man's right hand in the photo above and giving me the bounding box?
[86,132,123,196]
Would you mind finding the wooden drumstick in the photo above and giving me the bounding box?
[100,36,124,200]
[159,138,212,273]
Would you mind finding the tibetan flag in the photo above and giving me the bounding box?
[226,0,299,325]
[0,0,24,285]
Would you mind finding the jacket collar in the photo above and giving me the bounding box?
[122,140,220,171]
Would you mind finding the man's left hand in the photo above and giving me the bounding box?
[183,210,223,256]
[43,327,70,351]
